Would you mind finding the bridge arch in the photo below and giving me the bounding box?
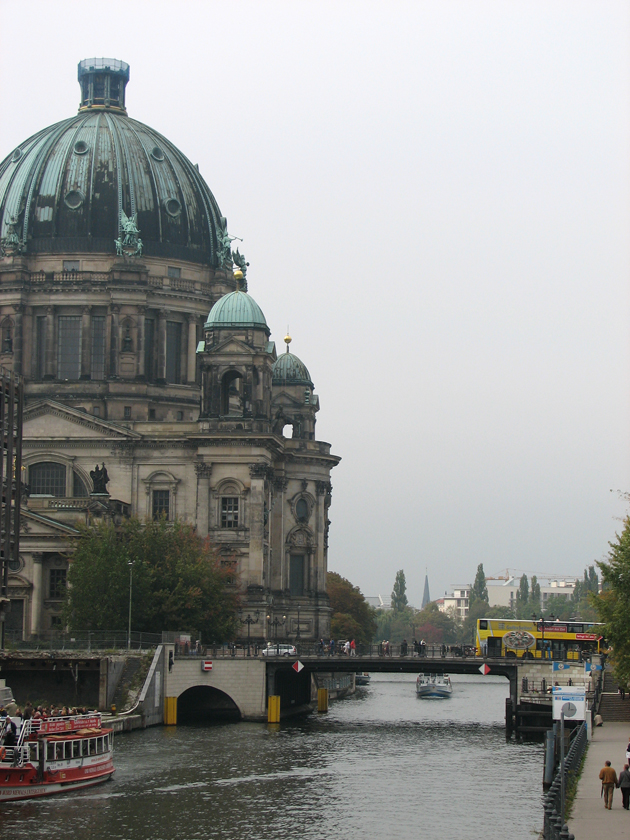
[176,684,241,723]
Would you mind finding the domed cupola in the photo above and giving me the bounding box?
[0,58,227,265]
[205,288,269,332]
[272,347,313,387]
[270,335,319,440]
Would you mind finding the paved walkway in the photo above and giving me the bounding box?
[569,722,630,838]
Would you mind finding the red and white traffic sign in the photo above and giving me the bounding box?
[479,663,491,675]
[202,660,213,671]
[292,660,304,673]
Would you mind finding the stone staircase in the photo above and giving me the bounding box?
[598,670,630,722]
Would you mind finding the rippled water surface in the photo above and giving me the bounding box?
[0,674,543,840]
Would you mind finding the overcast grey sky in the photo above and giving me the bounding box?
[1,1,629,606]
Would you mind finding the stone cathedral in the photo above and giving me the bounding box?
[0,59,339,642]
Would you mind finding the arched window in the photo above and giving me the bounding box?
[221,371,243,416]
[29,462,66,496]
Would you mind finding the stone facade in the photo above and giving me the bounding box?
[0,59,340,642]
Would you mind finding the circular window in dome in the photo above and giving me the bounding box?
[11,148,22,163]
[150,146,165,161]
[164,198,181,217]
[64,190,85,210]
[73,140,89,155]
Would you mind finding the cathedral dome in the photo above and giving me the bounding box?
[205,289,269,331]
[272,351,313,386]
[0,59,225,265]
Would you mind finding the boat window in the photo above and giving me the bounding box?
[73,740,81,758]
[29,744,38,762]
[89,739,96,755]
[65,742,72,759]
[82,740,89,756]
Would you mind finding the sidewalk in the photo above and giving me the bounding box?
[569,721,630,839]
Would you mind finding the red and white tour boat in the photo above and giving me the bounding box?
[0,711,114,801]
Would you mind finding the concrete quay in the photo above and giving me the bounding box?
[569,721,630,839]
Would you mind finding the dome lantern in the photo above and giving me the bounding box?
[78,58,130,114]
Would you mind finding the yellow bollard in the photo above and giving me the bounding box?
[268,695,281,723]
[317,687,329,713]
[164,696,178,725]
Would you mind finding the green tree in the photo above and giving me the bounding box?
[593,516,630,685]
[63,517,240,642]
[391,570,408,612]
[414,602,459,644]
[530,575,541,614]
[469,563,488,606]
[327,572,377,645]
[515,574,530,618]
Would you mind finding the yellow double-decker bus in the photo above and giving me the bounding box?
[476,618,604,660]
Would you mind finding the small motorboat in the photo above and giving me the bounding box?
[355,673,371,686]
[416,673,453,699]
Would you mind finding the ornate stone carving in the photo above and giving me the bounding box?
[316,480,331,497]
[1,215,24,257]
[195,462,213,477]
[249,463,270,478]
[273,477,289,492]
[115,210,143,257]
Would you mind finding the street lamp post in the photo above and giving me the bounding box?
[127,560,135,650]
[533,612,555,660]
[266,613,286,653]
[239,610,260,657]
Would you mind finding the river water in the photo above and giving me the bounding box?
[0,674,543,840]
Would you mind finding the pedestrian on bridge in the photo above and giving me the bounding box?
[617,764,630,809]
[599,761,618,809]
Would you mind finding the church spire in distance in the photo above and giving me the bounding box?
[422,571,431,609]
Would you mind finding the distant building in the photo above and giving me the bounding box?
[366,595,390,610]
[487,578,576,611]
[438,585,471,619]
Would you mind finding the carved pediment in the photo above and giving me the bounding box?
[208,337,255,356]
[24,400,141,440]
[19,509,81,537]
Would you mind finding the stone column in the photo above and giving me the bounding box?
[248,464,268,588]
[30,553,43,637]
[186,316,197,385]
[23,306,33,378]
[81,305,91,378]
[195,462,212,536]
[137,306,146,379]
[315,481,330,595]
[44,306,55,379]
[12,304,23,376]
[157,309,167,383]
[109,305,120,378]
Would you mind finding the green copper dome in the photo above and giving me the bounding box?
[272,351,313,386]
[205,290,269,331]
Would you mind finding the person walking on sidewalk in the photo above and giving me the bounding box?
[617,763,630,809]
[599,760,618,809]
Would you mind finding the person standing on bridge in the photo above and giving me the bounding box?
[350,639,356,656]
[599,761,618,809]
[617,764,630,809]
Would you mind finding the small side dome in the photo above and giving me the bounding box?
[272,352,313,386]
[205,290,269,331]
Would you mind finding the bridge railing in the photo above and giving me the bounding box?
[543,721,586,840]
[185,642,481,659]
